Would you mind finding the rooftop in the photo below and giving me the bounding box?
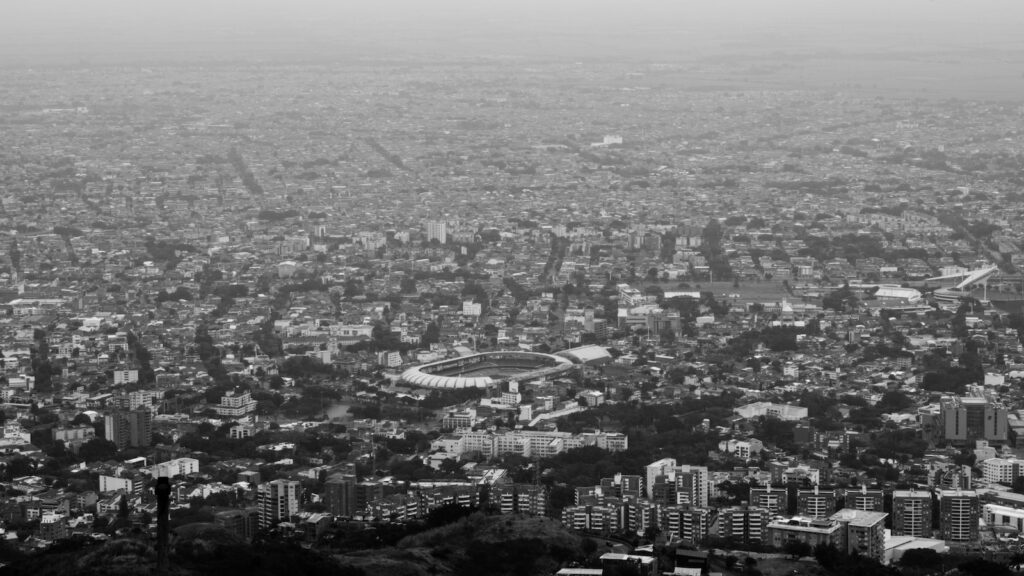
[830,509,888,527]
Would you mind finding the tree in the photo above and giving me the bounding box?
[3,456,35,480]
[823,285,858,312]
[898,548,942,574]
[702,218,723,251]
[44,440,69,460]
[439,458,462,475]
[70,413,92,426]
[761,326,799,351]
[421,321,441,347]
[716,480,754,506]
[813,543,842,571]
[78,438,118,462]
[876,390,913,412]
[957,558,1012,576]
[783,539,812,559]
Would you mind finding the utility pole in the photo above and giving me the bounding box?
[156,477,171,575]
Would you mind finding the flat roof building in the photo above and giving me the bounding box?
[939,490,980,543]
[830,509,888,563]
[892,489,934,538]
[767,516,842,550]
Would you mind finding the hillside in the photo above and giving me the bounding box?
[334,513,584,576]
[0,515,584,576]
[0,524,356,576]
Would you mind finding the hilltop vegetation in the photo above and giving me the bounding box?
[0,524,355,576]
[0,514,583,576]
[335,513,583,576]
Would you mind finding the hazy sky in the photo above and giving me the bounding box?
[4,1,1024,65]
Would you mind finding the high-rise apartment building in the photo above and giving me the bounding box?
[645,458,676,499]
[797,487,837,519]
[619,475,644,499]
[356,480,384,512]
[426,220,447,244]
[892,490,933,537]
[750,486,788,515]
[258,479,300,529]
[324,474,357,518]
[939,490,980,542]
[214,508,258,541]
[561,504,621,533]
[600,474,644,500]
[830,509,887,563]
[718,506,771,543]
[673,466,709,508]
[661,505,711,545]
[843,486,885,512]
[491,484,547,516]
[927,392,1008,444]
[104,409,152,451]
[216,390,258,420]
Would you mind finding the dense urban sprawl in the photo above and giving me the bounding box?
[3,61,1024,575]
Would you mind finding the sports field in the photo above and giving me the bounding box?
[433,361,542,378]
[656,280,794,303]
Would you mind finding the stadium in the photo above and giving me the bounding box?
[400,351,575,389]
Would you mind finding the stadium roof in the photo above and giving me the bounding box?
[401,371,494,389]
[874,286,921,301]
[926,266,999,289]
[557,345,612,364]
[400,351,573,389]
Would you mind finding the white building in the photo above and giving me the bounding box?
[80,317,102,332]
[646,458,677,499]
[672,465,710,508]
[982,458,1024,484]
[113,369,139,385]
[0,423,32,447]
[258,479,300,529]
[329,324,374,339]
[127,390,156,410]
[462,300,482,317]
[426,220,447,244]
[148,457,199,478]
[734,402,809,421]
[230,424,257,439]
[430,430,627,460]
[99,475,136,494]
[377,350,403,368]
[7,375,35,390]
[984,503,1024,531]
[215,390,257,419]
[52,424,95,444]
[718,438,764,459]
[641,458,709,507]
